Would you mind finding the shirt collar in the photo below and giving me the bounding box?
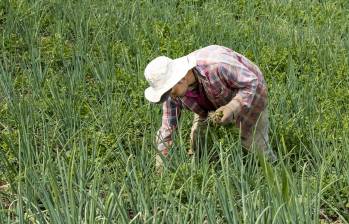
[192,66,208,81]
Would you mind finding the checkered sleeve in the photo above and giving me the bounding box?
[219,63,258,109]
[156,97,182,152]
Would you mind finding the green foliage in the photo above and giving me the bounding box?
[0,0,348,223]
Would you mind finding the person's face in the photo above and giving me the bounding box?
[170,69,196,99]
[170,77,189,98]
[157,70,195,103]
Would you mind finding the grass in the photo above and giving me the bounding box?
[0,0,348,223]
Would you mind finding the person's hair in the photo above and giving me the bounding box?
[157,89,171,104]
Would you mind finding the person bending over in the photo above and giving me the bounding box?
[144,45,277,170]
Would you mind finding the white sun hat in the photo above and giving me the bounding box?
[144,54,196,103]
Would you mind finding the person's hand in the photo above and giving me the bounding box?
[215,99,242,125]
[189,114,208,155]
[155,148,168,174]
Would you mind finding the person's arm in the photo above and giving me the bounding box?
[214,61,259,125]
[156,97,182,155]
[219,62,258,109]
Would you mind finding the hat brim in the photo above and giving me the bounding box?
[144,54,196,103]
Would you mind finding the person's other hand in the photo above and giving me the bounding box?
[215,99,242,125]
[155,148,168,174]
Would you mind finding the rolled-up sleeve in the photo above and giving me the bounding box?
[156,97,182,151]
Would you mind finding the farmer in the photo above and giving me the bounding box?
[144,45,277,169]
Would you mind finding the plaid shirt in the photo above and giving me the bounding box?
[156,45,268,151]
